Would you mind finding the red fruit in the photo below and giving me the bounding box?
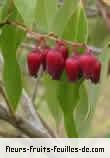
[41,47,49,71]
[56,41,68,60]
[91,61,101,84]
[65,57,80,82]
[79,53,97,79]
[46,49,65,80]
[27,49,41,77]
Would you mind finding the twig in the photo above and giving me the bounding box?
[22,41,102,55]
[0,20,103,54]
[21,43,36,50]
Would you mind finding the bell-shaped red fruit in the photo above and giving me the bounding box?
[27,49,41,77]
[46,49,65,80]
[91,61,101,84]
[65,57,80,82]
[79,53,97,79]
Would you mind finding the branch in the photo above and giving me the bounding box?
[0,104,50,138]
[21,43,36,50]
[22,89,57,138]
[0,55,53,138]
[0,20,103,54]
[0,130,25,138]
[21,42,102,55]
[21,88,57,137]
[21,89,46,130]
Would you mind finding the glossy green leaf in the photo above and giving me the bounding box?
[63,1,88,43]
[14,0,37,26]
[3,59,22,109]
[36,0,57,32]
[57,73,82,137]
[88,17,109,47]
[0,8,25,109]
[64,111,78,138]
[43,74,62,124]
[1,0,14,20]
[75,84,90,137]
[57,74,81,112]
[51,0,78,36]
[99,47,110,83]
[0,0,8,21]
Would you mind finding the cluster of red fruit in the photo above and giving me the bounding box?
[27,41,101,84]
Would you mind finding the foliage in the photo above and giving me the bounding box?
[0,0,109,137]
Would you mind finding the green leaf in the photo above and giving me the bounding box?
[63,1,88,43]
[0,8,25,109]
[4,59,22,109]
[58,74,81,112]
[0,0,8,21]
[36,0,57,32]
[64,111,78,138]
[75,84,90,137]
[51,0,78,36]
[13,0,37,26]
[1,0,14,20]
[99,47,110,83]
[43,74,62,124]
[57,73,82,137]
[88,17,109,47]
